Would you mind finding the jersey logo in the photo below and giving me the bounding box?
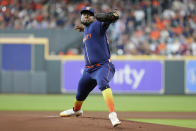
[83,33,92,42]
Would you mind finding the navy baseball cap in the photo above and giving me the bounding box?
[80,6,95,16]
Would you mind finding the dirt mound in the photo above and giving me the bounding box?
[0,111,195,131]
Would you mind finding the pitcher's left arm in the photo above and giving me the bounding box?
[95,10,119,23]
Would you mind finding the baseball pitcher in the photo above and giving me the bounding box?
[60,6,121,127]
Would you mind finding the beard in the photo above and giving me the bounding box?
[81,16,94,26]
[81,20,93,26]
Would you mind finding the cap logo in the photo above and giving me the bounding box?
[86,7,91,10]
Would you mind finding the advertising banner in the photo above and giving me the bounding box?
[186,60,196,94]
[63,60,163,93]
[2,44,31,71]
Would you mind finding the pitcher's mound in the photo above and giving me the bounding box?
[0,111,195,131]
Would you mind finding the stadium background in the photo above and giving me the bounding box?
[0,0,196,130]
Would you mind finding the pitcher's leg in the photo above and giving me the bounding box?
[60,70,96,117]
[101,86,121,127]
[95,63,121,127]
[74,71,97,111]
[101,86,115,112]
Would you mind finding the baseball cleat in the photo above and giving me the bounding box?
[59,108,83,117]
[109,112,121,127]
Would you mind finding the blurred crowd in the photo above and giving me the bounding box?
[0,0,196,56]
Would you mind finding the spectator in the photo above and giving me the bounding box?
[0,0,196,56]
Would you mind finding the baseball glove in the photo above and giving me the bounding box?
[95,10,119,23]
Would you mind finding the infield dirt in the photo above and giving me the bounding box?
[0,111,196,131]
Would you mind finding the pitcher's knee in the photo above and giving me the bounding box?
[99,85,110,91]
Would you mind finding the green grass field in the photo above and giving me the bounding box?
[0,94,196,128]
[128,119,196,129]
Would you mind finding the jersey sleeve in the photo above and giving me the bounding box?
[101,22,110,32]
[94,21,110,34]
